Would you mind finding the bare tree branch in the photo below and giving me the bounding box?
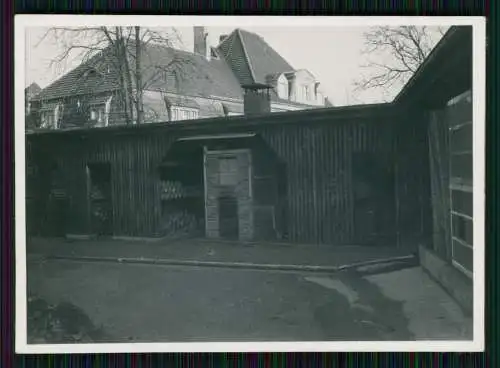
[36,26,208,126]
[353,26,446,98]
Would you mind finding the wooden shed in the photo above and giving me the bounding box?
[26,103,404,246]
[25,27,473,256]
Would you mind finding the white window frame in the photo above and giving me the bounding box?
[448,91,473,279]
[40,106,58,129]
[278,80,288,99]
[171,106,199,121]
[89,103,108,127]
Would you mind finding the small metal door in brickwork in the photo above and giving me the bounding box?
[204,149,253,241]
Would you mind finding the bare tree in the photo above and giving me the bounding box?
[354,26,447,99]
[37,26,194,125]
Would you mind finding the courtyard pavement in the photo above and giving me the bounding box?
[26,257,472,343]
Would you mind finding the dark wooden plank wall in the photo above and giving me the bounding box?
[427,109,452,259]
[37,131,176,237]
[261,118,395,245]
[28,110,431,245]
[251,140,281,240]
[393,111,433,250]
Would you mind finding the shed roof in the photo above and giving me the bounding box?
[393,25,472,109]
[27,103,394,139]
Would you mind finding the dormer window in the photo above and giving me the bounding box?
[88,95,113,127]
[278,80,288,99]
[90,106,105,124]
[276,74,289,100]
[82,68,98,79]
[40,103,62,129]
[304,85,310,101]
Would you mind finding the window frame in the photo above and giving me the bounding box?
[170,106,199,121]
[447,90,473,279]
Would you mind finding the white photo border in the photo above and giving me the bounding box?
[14,15,486,354]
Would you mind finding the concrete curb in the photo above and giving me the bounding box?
[42,253,417,274]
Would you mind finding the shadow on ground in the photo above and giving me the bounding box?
[305,270,413,341]
[27,294,113,344]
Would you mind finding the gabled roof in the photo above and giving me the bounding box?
[33,50,121,101]
[34,28,324,109]
[139,44,243,100]
[34,42,243,102]
[217,29,294,86]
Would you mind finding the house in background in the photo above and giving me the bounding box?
[28,27,329,130]
[25,82,42,129]
[25,82,41,115]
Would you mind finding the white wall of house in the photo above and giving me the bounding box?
[288,69,324,106]
[277,74,289,100]
[36,82,325,130]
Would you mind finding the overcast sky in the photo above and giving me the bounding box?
[25,25,445,106]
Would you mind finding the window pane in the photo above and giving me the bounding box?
[452,214,473,246]
[447,97,472,128]
[451,190,473,217]
[450,122,472,154]
[450,153,473,182]
[453,239,473,274]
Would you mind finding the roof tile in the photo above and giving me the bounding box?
[35,42,243,102]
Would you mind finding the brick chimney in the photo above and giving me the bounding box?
[219,34,228,44]
[194,26,210,60]
[243,84,272,115]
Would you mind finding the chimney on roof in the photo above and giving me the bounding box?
[243,83,272,116]
[194,26,210,61]
[219,34,228,44]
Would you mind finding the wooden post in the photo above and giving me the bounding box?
[312,129,318,243]
[395,141,401,249]
[203,146,208,237]
[85,164,92,236]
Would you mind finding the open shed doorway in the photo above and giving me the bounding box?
[87,162,113,236]
[352,152,396,246]
[157,143,205,239]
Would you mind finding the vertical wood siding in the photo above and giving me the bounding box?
[39,131,175,237]
[28,111,414,245]
[261,118,395,245]
[393,111,433,249]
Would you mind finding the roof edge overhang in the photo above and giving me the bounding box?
[26,103,394,139]
[393,26,473,110]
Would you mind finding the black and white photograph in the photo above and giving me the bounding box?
[15,16,485,353]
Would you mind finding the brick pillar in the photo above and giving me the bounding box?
[205,154,220,238]
[204,149,253,241]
